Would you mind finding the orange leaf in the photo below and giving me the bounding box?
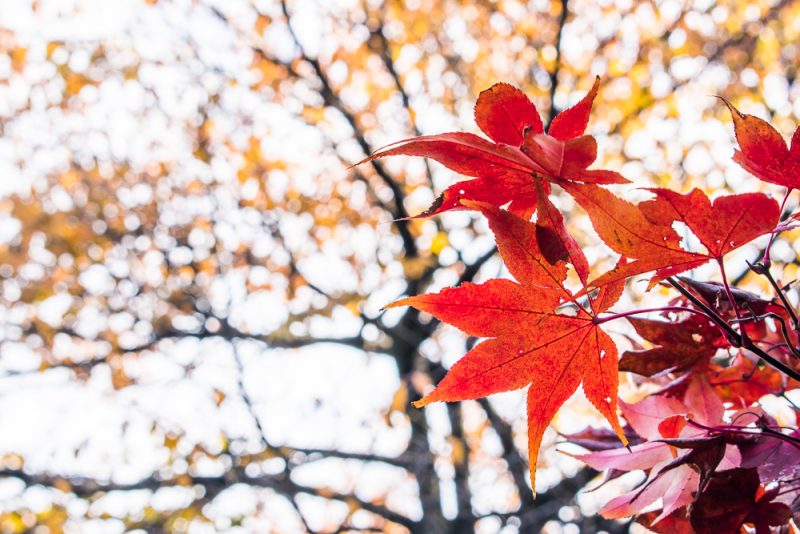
[461,200,569,292]
[534,181,590,285]
[642,188,779,259]
[388,204,627,492]
[620,315,723,377]
[561,182,705,289]
[564,184,778,289]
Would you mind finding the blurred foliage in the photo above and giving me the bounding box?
[1,0,800,532]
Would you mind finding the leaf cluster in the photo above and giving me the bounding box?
[369,80,800,531]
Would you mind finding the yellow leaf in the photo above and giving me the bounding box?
[10,47,26,72]
[430,231,448,255]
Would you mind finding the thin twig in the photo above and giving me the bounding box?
[668,278,800,382]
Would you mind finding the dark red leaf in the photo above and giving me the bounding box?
[619,315,724,377]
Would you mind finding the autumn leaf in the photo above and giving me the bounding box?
[387,201,627,492]
[559,425,641,452]
[358,77,627,219]
[561,182,704,288]
[575,377,742,521]
[619,314,724,377]
[722,98,800,190]
[563,184,779,289]
[690,469,791,534]
[534,181,590,284]
[636,509,695,534]
[600,463,699,521]
[740,428,800,483]
[618,395,687,441]
[522,133,627,187]
[641,188,779,259]
[710,356,788,406]
[474,82,543,145]
[547,78,600,141]
[677,277,779,317]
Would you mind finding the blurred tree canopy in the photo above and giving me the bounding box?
[1,0,800,532]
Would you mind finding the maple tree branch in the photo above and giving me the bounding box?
[732,312,800,359]
[750,260,800,333]
[476,398,535,510]
[445,402,473,527]
[369,12,435,190]
[476,466,630,533]
[668,277,800,382]
[458,245,497,286]
[231,340,273,451]
[286,447,408,469]
[210,3,417,258]
[405,394,445,529]
[7,318,374,391]
[276,0,417,258]
[0,467,419,530]
[667,277,739,340]
[546,0,570,128]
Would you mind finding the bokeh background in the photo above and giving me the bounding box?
[1,0,799,532]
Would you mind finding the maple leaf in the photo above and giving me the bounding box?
[677,277,779,317]
[641,188,780,259]
[636,509,695,534]
[573,377,749,521]
[710,355,788,406]
[600,462,699,522]
[619,314,725,377]
[722,98,800,190]
[358,78,627,219]
[387,201,627,492]
[534,180,591,284]
[562,183,779,289]
[740,428,800,483]
[560,425,641,452]
[690,469,791,534]
[560,182,704,289]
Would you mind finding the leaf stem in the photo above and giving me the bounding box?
[732,311,800,359]
[717,258,749,343]
[762,188,793,268]
[668,277,800,382]
[667,277,738,342]
[750,260,800,332]
[684,417,800,449]
[593,306,712,325]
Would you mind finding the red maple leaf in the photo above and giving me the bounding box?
[722,98,800,190]
[710,355,789,406]
[387,200,627,491]
[562,183,779,289]
[358,78,627,219]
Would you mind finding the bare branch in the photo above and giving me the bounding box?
[0,467,420,531]
[546,0,570,127]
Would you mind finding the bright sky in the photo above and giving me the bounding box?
[2,0,800,532]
